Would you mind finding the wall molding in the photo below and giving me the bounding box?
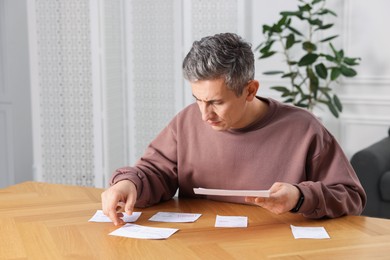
[0,106,15,187]
[343,0,390,82]
[339,115,390,157]
[0,0,6,101]
[340,95,390,105]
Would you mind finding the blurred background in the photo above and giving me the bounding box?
[1,0,389,188]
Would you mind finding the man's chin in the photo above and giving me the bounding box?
[210,124,227,131]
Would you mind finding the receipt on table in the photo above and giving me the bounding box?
[88,210,141,223]
[109,224,178,239]
[290,225,330,239]
[215,215,248,228]
[149,212,202,223]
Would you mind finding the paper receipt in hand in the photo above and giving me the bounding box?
[193,188,270,197]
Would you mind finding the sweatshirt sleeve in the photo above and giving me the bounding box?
[110,122,179,208]
[296,136,367,219]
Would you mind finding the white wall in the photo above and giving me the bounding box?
[0,0,32,188]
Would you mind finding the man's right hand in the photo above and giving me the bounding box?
[101,180,137,226]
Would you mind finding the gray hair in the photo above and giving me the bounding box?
[182,33,255,96]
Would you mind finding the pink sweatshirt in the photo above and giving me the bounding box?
[110,97,366,219]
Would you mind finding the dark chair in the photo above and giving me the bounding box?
[350,128,390,218]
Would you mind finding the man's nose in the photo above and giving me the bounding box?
[199,102,213,121]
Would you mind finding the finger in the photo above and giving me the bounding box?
[116,212,125,224]
[108,209,123,226]
[103,194,124,226]
[124,195,135,216]
[101,193,114,218]
[245,196,256,203]
[255,197,266,204]
[245,196,266,206]
[116,201,126,213]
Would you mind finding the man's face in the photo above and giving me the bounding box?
[191,78,251,131]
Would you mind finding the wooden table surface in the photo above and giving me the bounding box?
[1,182,390,259]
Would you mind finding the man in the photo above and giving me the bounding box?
[102,33,366,225]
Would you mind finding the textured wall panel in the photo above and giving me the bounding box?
[129,0,177,159]
[102,0,128,178]
[191,0,238,41]
[34,0,95,185]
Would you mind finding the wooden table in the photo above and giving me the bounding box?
[1,182,390,259]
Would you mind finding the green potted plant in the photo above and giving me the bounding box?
[256,0,360,118]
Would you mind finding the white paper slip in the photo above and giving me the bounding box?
[215,215,248,228]
[290,225,330,239]
[193,187,271,197]
[109,224,178,240]
[88,210,142,223]
[149,212,202,223]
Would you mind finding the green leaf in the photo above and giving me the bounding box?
[317,99,330,105]
[311,0,323,5]
[271,24,283,33]
[322,91,331,100]
[296,95,310,108]
[294,84,305,96]
[299,4,312,12]
[307,67,319,98]
[280,11,303,17]
[286,17,292,27]
[329,42,338,56]
[296,103,310,108]
[315,23,334,31]
[302,41,317,52]
[315,63,328,79]
[286,34,295,49]
[320,35,338,42]
[329,43,344,61]
[330,67,341,80]
[338,49,345,59]
[317,8,337,17]
[340,66,357,77]
[298,53,319,66]
[262,24,273,34]
[327,102,339,118]
[324,54,336,62]
[288,60,298,65]
[319,86,332,92]
[282,72,298,78]
[259,41,275,54]
[259,51,277,59]
[263,71,284,75]
[276,15,288,28]
[287,26,303,36]
[271,86,290,93]
[308,19,323,26]
[343,57,361,66]
[333,95,342,112]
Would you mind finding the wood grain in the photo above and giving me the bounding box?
[1,182,389,259]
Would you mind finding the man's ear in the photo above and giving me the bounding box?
[246,80,260,101]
